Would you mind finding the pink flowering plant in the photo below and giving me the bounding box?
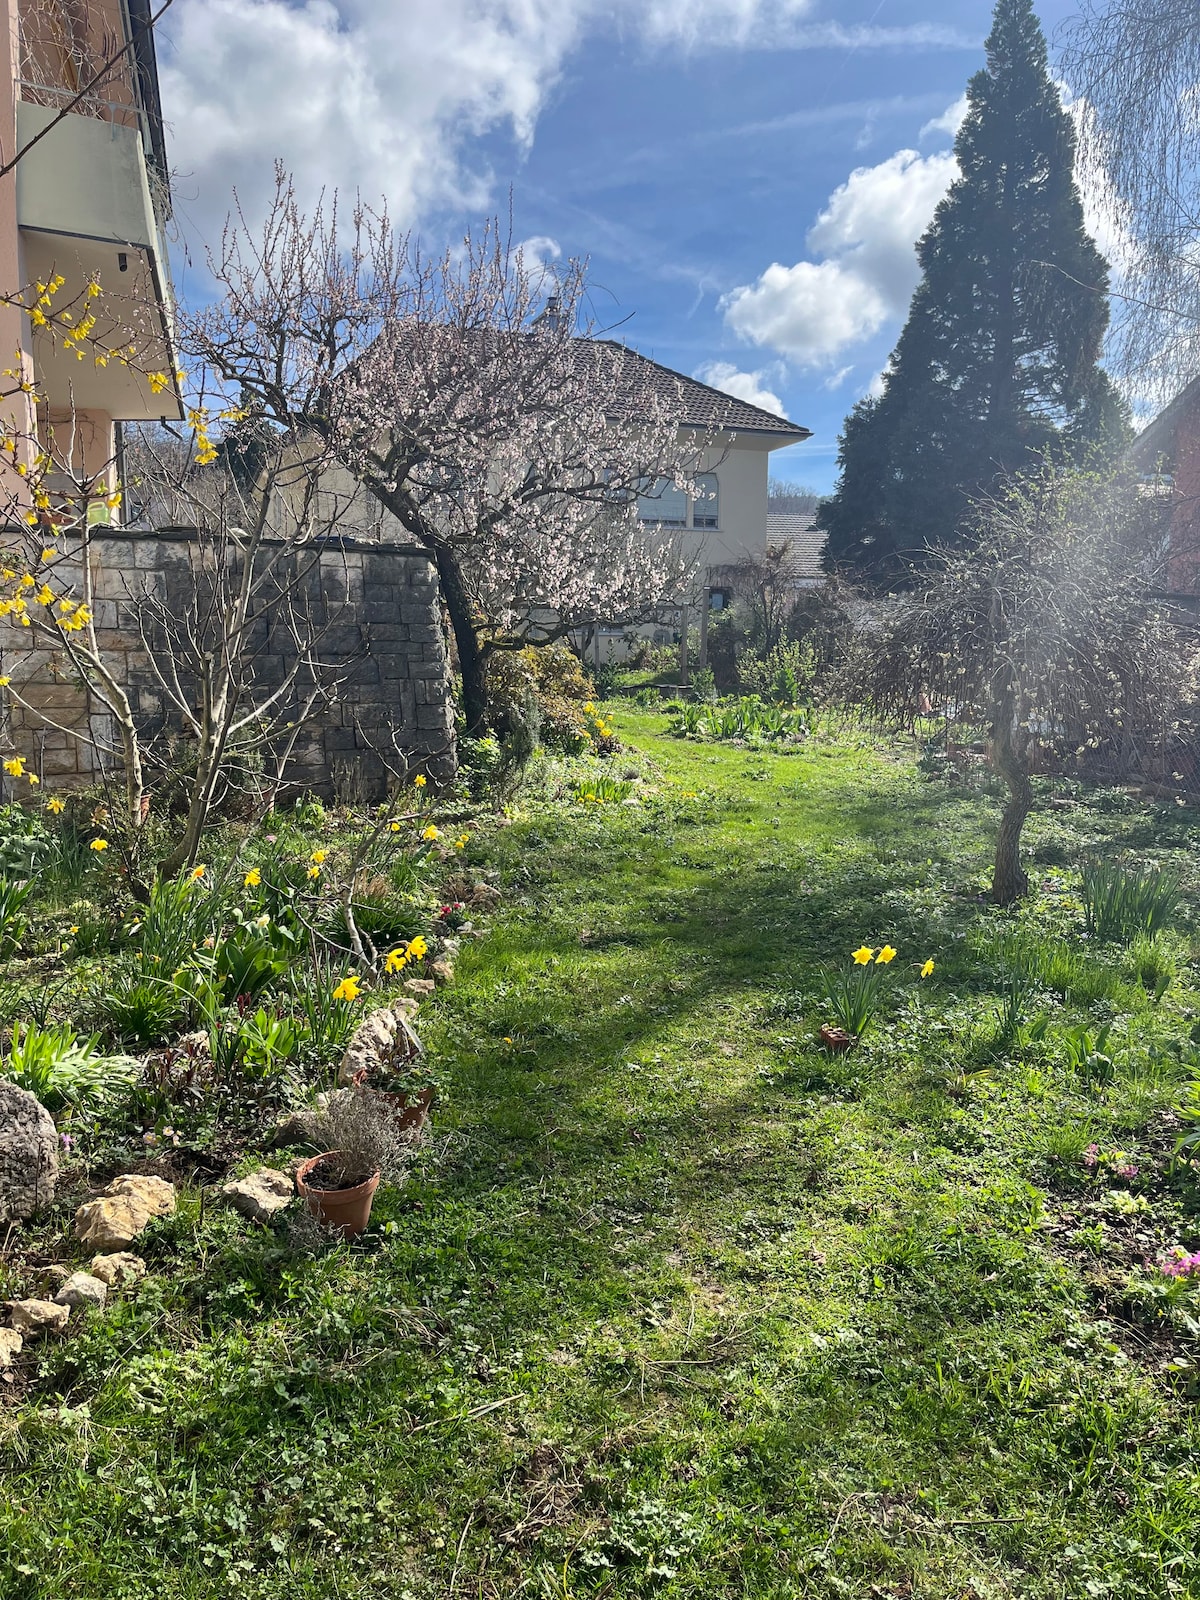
[1126,1247,1200,1337]
[1081,1143,1141,1183]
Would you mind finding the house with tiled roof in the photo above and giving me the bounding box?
[1126,376,1200,600]
[609,344,811,573]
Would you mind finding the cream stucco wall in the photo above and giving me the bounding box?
[681,435,776,574]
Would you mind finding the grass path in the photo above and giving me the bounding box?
[4,714,1200,1598]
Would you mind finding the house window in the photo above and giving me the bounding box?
[709,588,728,611]
[691,473,719,528]
[637,478,688,526]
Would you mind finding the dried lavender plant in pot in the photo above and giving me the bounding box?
[296,1086,411,1238]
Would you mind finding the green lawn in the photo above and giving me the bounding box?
[5,711,1200,1598]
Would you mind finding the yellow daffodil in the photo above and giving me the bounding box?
[307,864,321,879]
[851,945,874,965]
[413,773,427,787]
[243,868,261,888]
[423,825,440,842]
[190,864,205,881]
[384,947,409,973]
[876,945,897,965]
[456,834,469,849]
[27,773,38,786]
[3,756,25,778]
[46,796,65,814]
[310,849,326,864]
[921,959,935,978]
[389,821,402,832]
[90,838,108,851]
[333,975,361,1002]
[69,925,78,935]
[408,934,428,959]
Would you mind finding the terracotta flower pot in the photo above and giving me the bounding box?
[295,1152,380,1237]
[819,1025,854,1052]
[377,1085,434,1138]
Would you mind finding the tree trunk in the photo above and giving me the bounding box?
[432,542,488,739]
[990,717,1032,906]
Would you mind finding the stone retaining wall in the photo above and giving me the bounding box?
[0,530,456,799]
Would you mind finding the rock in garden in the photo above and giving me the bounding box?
[262,1108,320,1150]
[0,1327,22,1368]
[221,1168,293,1223]
[394,996,420,1018]
[404,978,436,997]
[10,1298,69,1337]
[73,1174,176,1250]
[338,1007,399,1086]
[53,1272,108,1311]
[430,959,455,986]
[0,1080,58,1222]
[88,1252,146,1287]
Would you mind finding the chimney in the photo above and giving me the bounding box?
[533,295,564,335]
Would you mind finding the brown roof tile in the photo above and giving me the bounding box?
[597,340,811,439]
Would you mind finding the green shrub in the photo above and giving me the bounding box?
[1,1020,138,1112]
[485,644,597,751]
[1082,857,1180,944]
[737,640,817,705]
[213,909,298,1002]
[99,968,190,1048]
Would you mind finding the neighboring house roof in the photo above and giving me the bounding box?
[766,512,826,579]
[596,341,811,441]
[1127,374,1200,474]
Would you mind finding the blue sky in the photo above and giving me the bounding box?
[159,0,1086,493]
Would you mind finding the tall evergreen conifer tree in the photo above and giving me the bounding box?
[818,0,1128,581]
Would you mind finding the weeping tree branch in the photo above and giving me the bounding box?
[835,462,1196,904]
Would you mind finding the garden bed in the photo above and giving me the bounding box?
[4,709,1200,1597]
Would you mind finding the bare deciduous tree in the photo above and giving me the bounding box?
[188,173,714,737]
[1060,2,1200,391]
[841,465,1192,904]
[0,396,375,885]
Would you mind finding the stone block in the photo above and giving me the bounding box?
[0,1081,58,1222]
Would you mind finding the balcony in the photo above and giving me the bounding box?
[13,101,182,421]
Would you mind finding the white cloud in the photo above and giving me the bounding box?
[722,142,958,366]
[515,234,563,273]
[161,0,876,248]
[694,361,785,415]
[920,93,968,141]
[158,1,981,254]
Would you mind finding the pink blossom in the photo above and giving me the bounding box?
[1159,1248,1200,1278]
